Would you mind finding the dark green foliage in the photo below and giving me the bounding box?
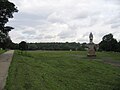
[27,42,85,51]
[99,33,119,52]
[0,0,18,49]
[34,42,81,51]
[28,43,38,50]
[0,0,18,25]
[102,33,113,42]
[9,42,19,50]
[117,41,120,52]
[19,41,28,50]
[0,49,6,54]
[12,42,86,51]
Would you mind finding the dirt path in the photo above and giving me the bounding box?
[103,59,120,67]
[0,50,14,90]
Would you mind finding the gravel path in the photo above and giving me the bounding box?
[0,50,14,90]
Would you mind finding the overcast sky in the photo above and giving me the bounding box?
[7,0,120,43]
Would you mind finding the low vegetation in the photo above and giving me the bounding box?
[0,50,6,54]
[5,51,120,90]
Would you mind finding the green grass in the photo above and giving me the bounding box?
[97,51,120,61]
[5,51,120,90]
[0,49,6,54]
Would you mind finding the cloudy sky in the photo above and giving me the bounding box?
[7,0,120,43]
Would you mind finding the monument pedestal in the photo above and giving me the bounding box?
[87,43,96,57]
[87,54,96,57]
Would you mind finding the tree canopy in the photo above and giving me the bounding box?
[19,41,28,50]
[99,33,119,52]
[0,0,18,49]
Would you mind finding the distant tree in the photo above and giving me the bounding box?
[9,42,19,50]
[19,41,28,50]
[99,33,118,51]
[0,0,18,49]
[28,43,38,50]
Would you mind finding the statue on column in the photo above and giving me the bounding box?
[87,32,96,57]
[89,32,93,43]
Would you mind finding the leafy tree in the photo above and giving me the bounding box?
[99,33,118,51]
[0,0,18,49]
[19,41,28,50]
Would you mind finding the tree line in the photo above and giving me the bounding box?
[17,33,120,52]
[11,42,87,51]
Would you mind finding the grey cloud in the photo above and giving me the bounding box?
[74,11,93,20]
[16,36,26,40]
[34,34,44,39]
[104,15,120,28]
[15,12,47,20]
[58,30,76,39]
[44,35,55,39]
[47,12,68,24]
[111,23,120,28]
[76,13,88,19]
[82,32,90,38]
[77,38,88,43]
[7,12,49,27]
[8,0,120,43]
[105,0,120,5]
[22,30,36,35]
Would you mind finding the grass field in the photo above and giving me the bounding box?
[5,51,120,90]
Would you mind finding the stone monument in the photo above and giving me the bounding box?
[87,32,96,57]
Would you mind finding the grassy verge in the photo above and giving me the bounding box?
[97,51,120,61]
[5,51,120,90]
[0,50,6,54]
